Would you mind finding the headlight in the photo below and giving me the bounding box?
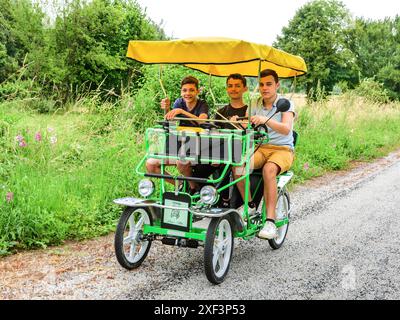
[199,186,218,205]
[138,179,154,197]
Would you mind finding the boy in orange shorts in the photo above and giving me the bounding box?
[233,69,295,239]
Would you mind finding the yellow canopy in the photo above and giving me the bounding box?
[126,37,307,78]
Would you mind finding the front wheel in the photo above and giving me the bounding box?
[204,217,234,284]
[268,191,290,250]
[114,207,152,269]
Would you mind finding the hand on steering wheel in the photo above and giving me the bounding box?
[251,122,268,131]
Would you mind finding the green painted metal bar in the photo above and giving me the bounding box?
[275,218,289,228]
[143,225,207,242]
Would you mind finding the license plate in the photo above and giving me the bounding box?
[161,193,191,232]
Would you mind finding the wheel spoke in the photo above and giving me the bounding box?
[213,250,220,269]
[135,216,145,230]
[214,243,219,252]
[128,215,136,235]
[123,235,135,244]
[218,254,225,269]
[218,224,225,242]
[128,243,137,259]
[221,238,229,247]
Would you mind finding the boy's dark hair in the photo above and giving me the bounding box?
[260,69,279,83]
[226,73,247,87]
[181,76,199,89]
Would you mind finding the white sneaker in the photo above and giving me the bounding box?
[258,221,278,239]
[237,204,257,218]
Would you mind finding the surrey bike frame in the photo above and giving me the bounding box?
[115,121,291,241]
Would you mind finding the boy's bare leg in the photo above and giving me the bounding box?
[262,162,280,220]
[176,161,198,190]
[232,149,261,203]
[232,166,253,203]
[146,158,175,185]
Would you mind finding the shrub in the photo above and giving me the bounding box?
[354,78,390,103]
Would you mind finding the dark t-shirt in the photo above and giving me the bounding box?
[214,104,248,129]
[173,98,209,127]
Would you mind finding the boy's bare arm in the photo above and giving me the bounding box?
[165,109,208,121]
[250,112,294,135]
[161,98,171,112]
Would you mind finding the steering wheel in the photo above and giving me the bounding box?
[252,123,269,140]
[252,122,267,131]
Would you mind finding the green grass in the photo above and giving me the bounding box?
[1,93,400,255]
[0,100,144,254]
[292,93,400,183]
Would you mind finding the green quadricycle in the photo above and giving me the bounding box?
[113,38,307,284]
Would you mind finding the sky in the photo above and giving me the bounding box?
[135,0,399,45]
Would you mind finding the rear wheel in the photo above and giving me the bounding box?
[268,191,290,250]
[204,217,234,284]
[114,207,152,269]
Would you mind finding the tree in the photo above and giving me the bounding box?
[0,0,45,83]
[274,0,357,99]
[347,16,400,100]
[379,15,400,100]
[51,0,165,99]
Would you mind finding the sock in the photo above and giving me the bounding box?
[266,218,275,223]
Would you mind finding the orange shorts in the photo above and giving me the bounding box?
[252,144,294,174]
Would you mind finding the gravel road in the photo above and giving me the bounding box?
[1,150,400,300]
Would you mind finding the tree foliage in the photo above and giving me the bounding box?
[51,0,165,97]
[0,0,166,102]
[275,0,357,98]
[347,16,400,100]
[0,0,45,83]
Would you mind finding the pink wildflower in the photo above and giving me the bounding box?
[15,134,24,142]
[303,162,310,171]
[35,131,42,142]
[19,140,27,147]
[6,192,14,203]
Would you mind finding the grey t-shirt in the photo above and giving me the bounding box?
[250,95,295,149]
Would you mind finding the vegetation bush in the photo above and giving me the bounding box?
[353,78,390,104]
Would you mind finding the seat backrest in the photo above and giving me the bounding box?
[293,130,298,147]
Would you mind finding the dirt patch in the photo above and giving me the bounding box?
[0,234,115,299]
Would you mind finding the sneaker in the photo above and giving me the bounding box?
[237,204,257,218]
[258,221,278,239]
